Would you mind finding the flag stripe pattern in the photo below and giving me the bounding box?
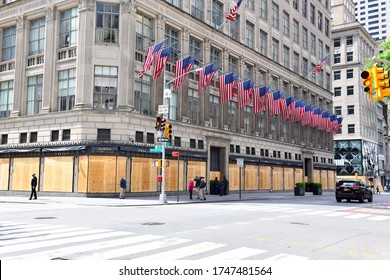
[312,54,329,74]
[267,91,282,116]
[237,80,254,108]
[139,40,165,78]
[226,0,242,22]
[219,73,236,104]
[174,56,194,91]
[153,46,172,80]
[253,86,268,113]
[198,64,218,94]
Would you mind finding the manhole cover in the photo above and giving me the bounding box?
[142,222,165,226]
[34,217,57,220]
[51,257,70,260]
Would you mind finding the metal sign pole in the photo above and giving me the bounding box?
[159,143,167,203]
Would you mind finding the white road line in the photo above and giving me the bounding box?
[324,212,350,217]
[3,234,160,260]
[76,237,191,260]
[0,225,72,242]
[264,253,309,260]
[367,216,390,221]
[345,213,372,219]
[0,224,58,234]
[134,241,226,261]
[0,228,113,254]
[301,210,333,215]
[0,227,91,246]
[199,247,267,260]
[282,209,314,213]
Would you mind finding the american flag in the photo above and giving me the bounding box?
[174,56,195,91]
[328,115,337,133]
[301,105,313,126]
[153,46,172,80]
[237,80,254,108]
[139,40,165,78]
[311,108,322,128]
[198,64,219,94]
[311,54,329,74]
[219,73,237,104]
[281,96,294,121]
[225,0,242,22]
[320,111,330,131]
[290,100,304,123]
[253,86,268,113]
[267,91,282,116]
[332,117,343,134]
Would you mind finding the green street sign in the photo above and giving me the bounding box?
[149,148,161,153]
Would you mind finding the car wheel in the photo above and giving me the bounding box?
[336,197,342,202]
[359,193,364,203]
[368,194,373,202]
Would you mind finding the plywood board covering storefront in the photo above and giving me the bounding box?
[43,157,73,192]
[0,158,9,190]
[11,158,40,191]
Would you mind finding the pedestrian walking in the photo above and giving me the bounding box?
[376,186,381,194]
[188,179,194,199]
[119,177,126,199]
[194,176,201,199]
[222,176,229,195]
[29,173,37,200]
[199,177,206,200]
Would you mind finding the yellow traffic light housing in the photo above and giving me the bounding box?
[375,67,390,100]
[361,69,373,98]
[165,123,172,140]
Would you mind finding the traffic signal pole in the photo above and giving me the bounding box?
[159,141,167,203]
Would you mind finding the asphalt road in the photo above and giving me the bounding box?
[1,191,389,260]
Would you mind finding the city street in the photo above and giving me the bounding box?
[1,191,389,260]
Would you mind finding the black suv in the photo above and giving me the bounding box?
[335,180,373,203]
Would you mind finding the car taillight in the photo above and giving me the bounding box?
[351,185,359,189]
[336,186,341,189]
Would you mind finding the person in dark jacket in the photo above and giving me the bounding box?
[29,173,37,200]
[119,177,126,199]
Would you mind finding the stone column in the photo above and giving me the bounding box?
[117,0,136,111]
[74,0,95,110]
[41,6,56,114]
[179,27,190,121]
[11,16,26,117]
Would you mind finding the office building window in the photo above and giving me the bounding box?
[347,86,354,95]
[236,145,240,154]
[272,2,279,29]
[62,129,71,141]
[135,131,143,142]
[293,19,299,43]
[228,101,237,132]
[210,95,220,128]
[260,29,268,56]
[334,106,341,115]
[165,26,180,62]
[346,51,353,62]
[30,132,37,143]
[134,72,151,115]
[325,18,330,37]
[251,147,256,155]
[58,68,76,111]
[247,0,254,10]
[260,0,267,20]
[97,129,110,141]
[51,130,59,142]
[136,14,153,51]
[246,21,254,48]
[302,58,308,77]
[302,27,308,49]
[94,66,118,110]
[190,139,196,148]
[20,133,27,143]
[0,80,13,118]
[334,71,341,80]
[334,87,341,97]
[347,105,354,115]
[29,17,45,55]
[198,140,204,150]
[310,3,315,25]
[60,7,78,48]
[174,136,181,147]
[191,0,204,20]
[272,38,279,63]
[346,36,353,45]
[166,0,181,7]
[212,0,223,27]
[293,0,299,10]
[317,11,323,31]
[283,45,290,69]
[96,3,119,44]
[348,124,355,134]
[244,107,252,134]
[189,37,202,66]
[334,53,341,64]
[228,56,238,73]
[146,132,154,144]
[188,88,200,125]
[230,144,235,153]
[1,134,8,144]
[346,69,354,79]
[334,38,340,47]
[27,75,43,115]
[310,33,316,55]
[283,11,289,36]
[2,25,16,61]
[210,47,220,66]
[246,147,250,155]
[302,0,307,18]
[293,52,300,73]
[229,15,240,40]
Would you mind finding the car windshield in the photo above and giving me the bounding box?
[339,181,362,187]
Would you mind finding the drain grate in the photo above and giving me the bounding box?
[34,217,57,220]
[51,257,70,260]
[142,222,165,226]
[291,222,309,226]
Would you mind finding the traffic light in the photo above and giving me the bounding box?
[361,69,373,98]
[160,117,166,131]
[155,116,162,130]
[165,123,172,140]
[374,67,390,100]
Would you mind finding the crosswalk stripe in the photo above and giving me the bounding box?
[283,209,314,213]
[345,213,372,219]
[367,216,390,221]
[134,241,226,261]
[0,226,91,246]
[0,228,113,254]
[76,237,191,260]
[324,212,349,217]
[3,234,160,260]
[301,210,333,215]
[0,225,73,242]
[264,253,309,260]
[199,247,267,260]
[0,223,59,234]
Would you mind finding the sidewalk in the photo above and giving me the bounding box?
[0,190,341,207]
